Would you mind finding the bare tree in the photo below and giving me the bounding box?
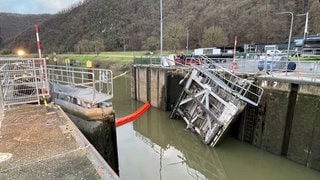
[201,26,227,47]
[142,36,159,52]
[308,1,320,34]
[163,21,185,51]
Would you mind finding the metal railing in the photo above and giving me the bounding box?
[0,58,49,109]
[133,56,162,65]
[225,58,320,83]
[133,53,320,83]
[47,65,113,106]
[199,55,264,106]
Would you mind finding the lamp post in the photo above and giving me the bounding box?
[160,0,163,60]
[296,12,308,56]
[296,12,309,40]
[276,11,293,59]
[186,29,189,54]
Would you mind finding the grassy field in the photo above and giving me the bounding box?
[2,50,165,64]
[290,56,320,61]
[51,50,179,65]
[43,51,175,71]
[4,51,319,63]
[1,50,177,71]
[55,51,149,64]
[53,51,320,63]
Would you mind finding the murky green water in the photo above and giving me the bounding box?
[113,75,320,180]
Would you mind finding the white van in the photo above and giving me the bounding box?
[266,49,281,55]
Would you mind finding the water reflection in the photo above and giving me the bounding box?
[133,108,227,179]
[114,75,320,180]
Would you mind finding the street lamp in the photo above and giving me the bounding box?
[160,0,163,60]
[296,12,309,40]
[17,50,25,57]
[276,11,293,59]
[296,12,309,56]
[186,29,189,54]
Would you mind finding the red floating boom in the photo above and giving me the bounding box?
[116,102,151,127]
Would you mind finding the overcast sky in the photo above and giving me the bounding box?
[0,0,83,14]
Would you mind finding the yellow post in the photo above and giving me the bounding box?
[53,57,57,63]
[86,59,92,68]
[65,58,70,66]
[86,60,93,80]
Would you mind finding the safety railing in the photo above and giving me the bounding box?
[231,58,320,82]
[0,58,49,109]
[193,55,319,82]
[47,65,113,106]
[198,55,264,106]
[133,56,162,65]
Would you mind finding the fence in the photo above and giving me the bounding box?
[159,54,320,83]
[224,57,320,82]
[46,65,113,106]
[133,56,162,65]
[0,58,49,109]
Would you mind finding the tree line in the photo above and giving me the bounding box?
[1,0,320,55]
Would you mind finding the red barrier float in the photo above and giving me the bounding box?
[116,102,151,127]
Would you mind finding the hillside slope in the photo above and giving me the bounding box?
[0,13,53,50]
[1,0,320,54]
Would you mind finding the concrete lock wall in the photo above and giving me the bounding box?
[256,85,290,155]
[131,65,320,171]
[132,66,148,102]
[149,68,167,109]
[132,66,167,108]
[250,80,320,171]
[131,65,185,111]
[67,113,119,174]
[287,84,320,170]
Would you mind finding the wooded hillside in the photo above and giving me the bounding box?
[0,13,54,53]
[1,0,320,55]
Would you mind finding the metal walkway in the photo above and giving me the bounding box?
[47,65,113,109]
[170,55,264,147]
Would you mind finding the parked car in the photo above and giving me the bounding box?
[258,56,296,71]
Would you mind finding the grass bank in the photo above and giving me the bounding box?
[47,51,173,72]
[290,56,320,61]
[54,51,148,64]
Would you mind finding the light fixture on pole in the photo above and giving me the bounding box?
[296,12,309,56]
[17,50,25,58]
[276,11,293,75]
[276,11,293,59]
[296,12,309,40]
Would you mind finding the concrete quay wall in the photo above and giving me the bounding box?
[249,78,320,171]
[131,65,184,111]
[131,65,320,171]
